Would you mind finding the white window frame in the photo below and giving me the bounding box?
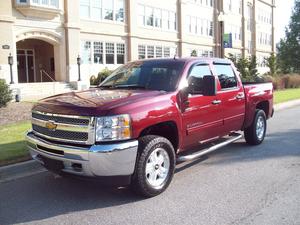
[80,0,125,23]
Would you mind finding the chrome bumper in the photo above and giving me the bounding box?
[26,131,138,177]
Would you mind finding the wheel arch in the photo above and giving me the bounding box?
[139,121,179,152]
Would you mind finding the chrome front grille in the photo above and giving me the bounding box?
[31,111,95,145]
[32,112,89,125]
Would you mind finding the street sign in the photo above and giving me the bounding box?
[224,33,233,48]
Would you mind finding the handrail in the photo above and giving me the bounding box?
[40,69,55,82]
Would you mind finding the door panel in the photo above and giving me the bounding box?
[214,64,246,134]
[220,88,245,132]
[181,63,223,150]
[182,95,223,149]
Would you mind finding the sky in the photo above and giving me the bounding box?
[275,0,295,43]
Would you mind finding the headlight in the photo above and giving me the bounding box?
[95,114,131,142]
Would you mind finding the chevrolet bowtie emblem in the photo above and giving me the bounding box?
[45,121,57,131]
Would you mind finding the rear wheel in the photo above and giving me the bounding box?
[244,109,267,145]
[131,135,175,197]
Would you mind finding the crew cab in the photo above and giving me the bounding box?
[26,58,273,197]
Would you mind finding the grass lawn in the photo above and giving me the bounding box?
[0,121,31,166]
[274,88,300,104]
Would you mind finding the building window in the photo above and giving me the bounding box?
[138,45,146,59]
[80,0,90,18]
[105,43,115,64]
[146,7,154,26]
[94,42,103,64]
[163,47,170,57]
[81,41,92,64]
[138,45,176,59]
[187,16,213,37]
[156,46,163,58]
[117,43,125,64]
[147,46,155,58]
[138,4,176,31]
[81,41,125,65]
[80,0,125,22]
[154,8,162,28]
[115,0,124,22]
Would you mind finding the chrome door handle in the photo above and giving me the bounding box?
[236,93,245,100]
[212,100,222,105]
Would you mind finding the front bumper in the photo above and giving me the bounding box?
[26,131,138,178]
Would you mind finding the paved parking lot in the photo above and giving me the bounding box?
[0,106,299,225]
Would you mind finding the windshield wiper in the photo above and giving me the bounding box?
[114,84,147,89]
[98,84,147,90]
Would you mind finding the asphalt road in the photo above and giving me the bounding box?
[0,106,300,225]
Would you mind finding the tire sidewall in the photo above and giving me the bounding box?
[134,136,175,197]
[143,141,174,191]
[254,110,267,144]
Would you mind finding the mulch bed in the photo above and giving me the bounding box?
[0,102,34,126]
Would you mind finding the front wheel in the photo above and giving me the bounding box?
[131,135,175,197]
[244,109,267,145]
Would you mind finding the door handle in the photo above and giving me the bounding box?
[212,100,222,105]
[236,93,245,100]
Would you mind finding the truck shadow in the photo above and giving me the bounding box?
[0,129,299,224]
[176,128,300,172]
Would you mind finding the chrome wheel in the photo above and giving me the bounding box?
[256,116,265,140]
[145,148,170,188]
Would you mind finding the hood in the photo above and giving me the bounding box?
[32,88,165,116]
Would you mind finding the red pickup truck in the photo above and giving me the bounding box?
[26,58,273,197]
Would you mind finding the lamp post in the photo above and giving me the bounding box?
[218,12,225,58]
[8,53,14,84]
[77,55,81,81]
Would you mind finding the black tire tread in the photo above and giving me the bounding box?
[244,109,266,145]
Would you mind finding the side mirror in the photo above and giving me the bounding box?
[202,75,217,96]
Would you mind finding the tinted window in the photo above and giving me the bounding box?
[214,64,237,89]
[188,64,211,93]
[100,60,185,91]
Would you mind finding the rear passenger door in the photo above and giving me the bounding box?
[213,63,246,134]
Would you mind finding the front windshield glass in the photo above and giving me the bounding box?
[99,60,185,91]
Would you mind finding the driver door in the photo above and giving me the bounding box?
[181,63,223,149]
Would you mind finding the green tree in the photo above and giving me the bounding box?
[277,0,300,73]
[265,53,278,76]
[227,54,260,82]
[248,55,259,81]
[191,50,198,57]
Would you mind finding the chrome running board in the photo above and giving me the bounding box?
[177,133,243,163]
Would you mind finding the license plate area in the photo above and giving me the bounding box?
[40,156,64,172]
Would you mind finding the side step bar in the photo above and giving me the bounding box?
[177,133,243,163]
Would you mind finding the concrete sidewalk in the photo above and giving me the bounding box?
[1,99,300,183]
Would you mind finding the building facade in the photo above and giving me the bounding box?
[0,0,275,97]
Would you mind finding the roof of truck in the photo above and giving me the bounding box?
[135,57,232,65]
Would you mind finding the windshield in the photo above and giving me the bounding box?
[99,60,185,92]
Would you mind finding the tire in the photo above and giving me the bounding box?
[244,109,267,145]
[131,135,176,197]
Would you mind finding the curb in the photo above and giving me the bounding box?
[274,99,300,111]
[1,99,300,183]
[0,160,46,184]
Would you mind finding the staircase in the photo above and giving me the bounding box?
[10,82,75,101]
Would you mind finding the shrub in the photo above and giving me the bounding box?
[90,68,113,85]
[264,74,300,90]
[0,79,12,108]
[283,74,300,88]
